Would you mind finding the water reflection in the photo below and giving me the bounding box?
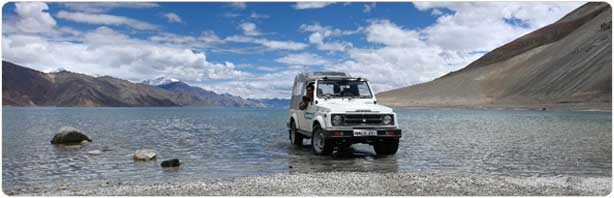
[287,143,399,174]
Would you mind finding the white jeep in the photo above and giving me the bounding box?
[287,71,402,155]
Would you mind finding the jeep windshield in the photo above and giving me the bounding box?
[316,80,373,99]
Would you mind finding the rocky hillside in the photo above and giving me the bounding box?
[248,98,290,108]
[3,61,180,106]
[2,61,264,107]
[377,2,611,109]
[157,81,263,107]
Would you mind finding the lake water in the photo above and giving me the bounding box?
[2,107,611,193]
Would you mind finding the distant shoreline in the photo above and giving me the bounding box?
[2,103,610,112]
[383,103,612,112]
[15,172,611,196]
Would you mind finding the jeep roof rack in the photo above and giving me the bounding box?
[303,71,349,78]
[296,71,368,81]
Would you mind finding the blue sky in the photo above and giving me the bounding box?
[2,2,583,98]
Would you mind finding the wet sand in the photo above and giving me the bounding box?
[22,172,611,196]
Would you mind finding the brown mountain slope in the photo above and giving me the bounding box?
[377,2,611,109]
[2,61,266,107]
[3,61,180,107]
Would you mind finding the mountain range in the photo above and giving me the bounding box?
[377,2,611,110]
[2,61,288,107]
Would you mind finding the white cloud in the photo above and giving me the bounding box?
[61,2,159,13]
[431,9,444,16]
[239,22,261,36]
[149,31,224,49]
[257,39,308,50]
[300,23,359,37]
[198,69,303,99]
[364,20,423,47]
[3,26,248,82]
[250,12,269,19]
[414,2,584,51]
[225,35,308,50]
[363,3,376,13]
[255,66,282,72]
[326,2,583,93]
[56,11,158,30]
[276,53,331,66]
[12,2,56,33]
[163,12,183,23]
[293,2,334,9]
[229,2,247,10]
[300,23,358,52]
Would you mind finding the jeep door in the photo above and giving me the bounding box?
[297,81,315,133]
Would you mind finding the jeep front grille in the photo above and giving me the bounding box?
[332,114,392,126]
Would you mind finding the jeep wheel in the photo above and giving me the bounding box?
[289,120,303,146]
[374,139,399,155]
[311,124,334,155]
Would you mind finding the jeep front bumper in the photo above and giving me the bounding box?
[321,128,401,144]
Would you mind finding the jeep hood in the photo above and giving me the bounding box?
[316,99,393,113]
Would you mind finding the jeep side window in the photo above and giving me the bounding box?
[293,82,304,96]
[299,82,314,110]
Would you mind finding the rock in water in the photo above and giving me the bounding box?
[50,127,92,145]
[132,149,157,161]
[161,159,181,167]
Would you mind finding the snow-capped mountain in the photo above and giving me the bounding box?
[141,76,180,86]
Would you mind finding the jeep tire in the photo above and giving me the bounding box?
[289,120,303,146]
[311,124,334,155]
[373,139,399,155]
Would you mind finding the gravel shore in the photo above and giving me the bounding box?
[24,172,611,196]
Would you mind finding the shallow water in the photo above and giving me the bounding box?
[2,107,611,193]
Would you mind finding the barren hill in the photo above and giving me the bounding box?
[377,2,612,110]
[3,61,180,106]
[2,61,263,107]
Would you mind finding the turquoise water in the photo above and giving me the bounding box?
[2,107,611,193]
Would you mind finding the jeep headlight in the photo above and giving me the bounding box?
[332,115,343,126]
[382,115,393,125]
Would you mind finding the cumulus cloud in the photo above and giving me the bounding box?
[3,25,249,82]
[56,11,158,30]
[61,2,159,13]
[293,2,334,9]
[364,20,423,47]
[12,2,57,33]
[326,2,583,93]
[414,2,584,51]
[198,69,303,99]
[300,23,358,52]
[163,12,183,23]
[239,22,261,36]
[275,53,331,66]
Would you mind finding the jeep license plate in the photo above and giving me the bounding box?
[353,129,377,136]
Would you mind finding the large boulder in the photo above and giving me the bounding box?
[132,149,157,161]
[161,159,181,167]
[50,127,92,145]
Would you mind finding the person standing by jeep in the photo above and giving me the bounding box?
[299,83,314,110]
